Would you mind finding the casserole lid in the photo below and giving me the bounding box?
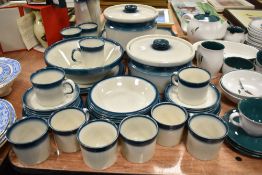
[103,4,158,23]
[126,34,195,67]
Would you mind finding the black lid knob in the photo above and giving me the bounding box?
[152,39,170,51]
[124,5,137,13]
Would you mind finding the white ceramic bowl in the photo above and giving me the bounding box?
[119,115,158,163]
[219,80,242,103]
[186,114,228,160]
[151,102,188,147]
[49,107,87,153]
[60,26,82,39]
[6,117,50,165]
[77,120,118,170]
[89,76,158,114]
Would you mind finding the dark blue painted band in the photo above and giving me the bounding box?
[6,117,49,149]
[119,115,158,146]
[151,102,188,130]
[188,113,228,144]
[78,22,98,33]
[77,119,119,152]
[106,20,156,32]
[48,107,86,136]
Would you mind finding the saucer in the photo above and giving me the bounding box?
[0,63,11,83]
[165,83,220,111]
[223,109,262,154]
[23,85,80,112]
[0,57,21,87]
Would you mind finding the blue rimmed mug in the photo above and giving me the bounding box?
[71,37,105,68]
[171,67,211,106]
[30,67,75,107]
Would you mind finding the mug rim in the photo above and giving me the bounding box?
[238,98,262,124]
[224,57,254,70]
[77,22,98,33]
[60,26,82,37]
[200,41,225,51]
[78,37,105,51]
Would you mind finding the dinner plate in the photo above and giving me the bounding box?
[220,70,262,98]
[193,40,258,60]
[0,100,10,137]
[249,18,262,32]
[164,83,220,111]
[0,63,11,84]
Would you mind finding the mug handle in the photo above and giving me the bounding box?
[171,72,179,87]
[62,79,75,95]
[83,108,90,122]
[196,45,203,66]
[229,111,242,128]
[71,48,81,62]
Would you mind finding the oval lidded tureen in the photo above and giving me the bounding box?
[103,4,158,49]
[126,34,195,93]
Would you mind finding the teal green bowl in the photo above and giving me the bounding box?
[222,57,254,74]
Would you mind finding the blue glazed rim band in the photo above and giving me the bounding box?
[78,38,105,52]
[151,102,188,130]
[48,107,87,136]
[6,117,49,149]
[188,113,228,144]
[77,22,98,33]
[30,67,65,89]
[88,75,159,115]
[119,115,158,146]
[177,67,211,88]
[201,41,225,51]
[60,26,82,38]
[105,20,156,32]
[77,119,119,152]
[224,57,254,70]
[44,36,124,75]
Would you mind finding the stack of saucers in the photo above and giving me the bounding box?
[220,70,262,103]
[0,57,21,97]
[23,85,83,120]
[164,83,221,116]
[86,76,160,125]
[0,99,16,148]
[246,18,262,50]
[223,109,262,158]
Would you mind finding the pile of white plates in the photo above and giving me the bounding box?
[87,76,160,125]
[22,85,83,120]
[0,57,21,97]
[164,83,221,116]
[246,18,262,50]
[220,70,262,103]
[0,99,16,148]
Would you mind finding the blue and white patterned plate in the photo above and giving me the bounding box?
[0,57,21,87]
[0,63,11,84]
[0,99,11,137]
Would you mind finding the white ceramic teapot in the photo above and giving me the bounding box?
[183,12,228,43]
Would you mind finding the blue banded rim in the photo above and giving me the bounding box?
[77,22,98,33]
[6,117,49,149]
[79,38,104,52]
[119,115,158,146]
[201,41,225,51]
[177,67,211,88]
[151,102,188,130]
[188,113,228,144]
[224,57,254,70]
[44,36,124,75]
[22,85,80,113]
[164,83,221,111]
[60,26,82,38]
[30,67,65,89]
[88,76,159,115]
[48,107,87,136]
[105,20,156,32]
[227,26,245,34]
[77,119,119,152]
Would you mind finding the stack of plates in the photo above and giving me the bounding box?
[164,83,221,116]
[247,18,262,50]
[0,57,21,97]
[223,109,262,158]
[0,99,16,148]
[220,70,262,103]
[23,85,83,120]
[86,76,160,125]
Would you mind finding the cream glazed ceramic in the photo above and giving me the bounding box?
[151,102,188,147]
[119,115,158,163]
[77,120,118,170]
[186,114,228,160]
[171,67,211,106]
[49,107,87,153]
[6,117,50,165]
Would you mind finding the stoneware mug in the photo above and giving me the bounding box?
[171,67,211,106]
[196,41,225,78]
[60,26,82,39]
[71,37,105,68]
[224,26,246,43]
[30,67,75,107]
[222,57,254,75]
[78,22,98,37]
[186,113,228,160]
[151,102,188,147]
[229,98,262,137]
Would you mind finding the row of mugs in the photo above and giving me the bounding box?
[6,102,229,169]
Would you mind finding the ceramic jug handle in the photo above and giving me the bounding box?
[63,79,75,95]
[196,45,203,66]
[83,108,90,122]
[71,48,81,62]
[229,111,242,128]
[171,72,179,87]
